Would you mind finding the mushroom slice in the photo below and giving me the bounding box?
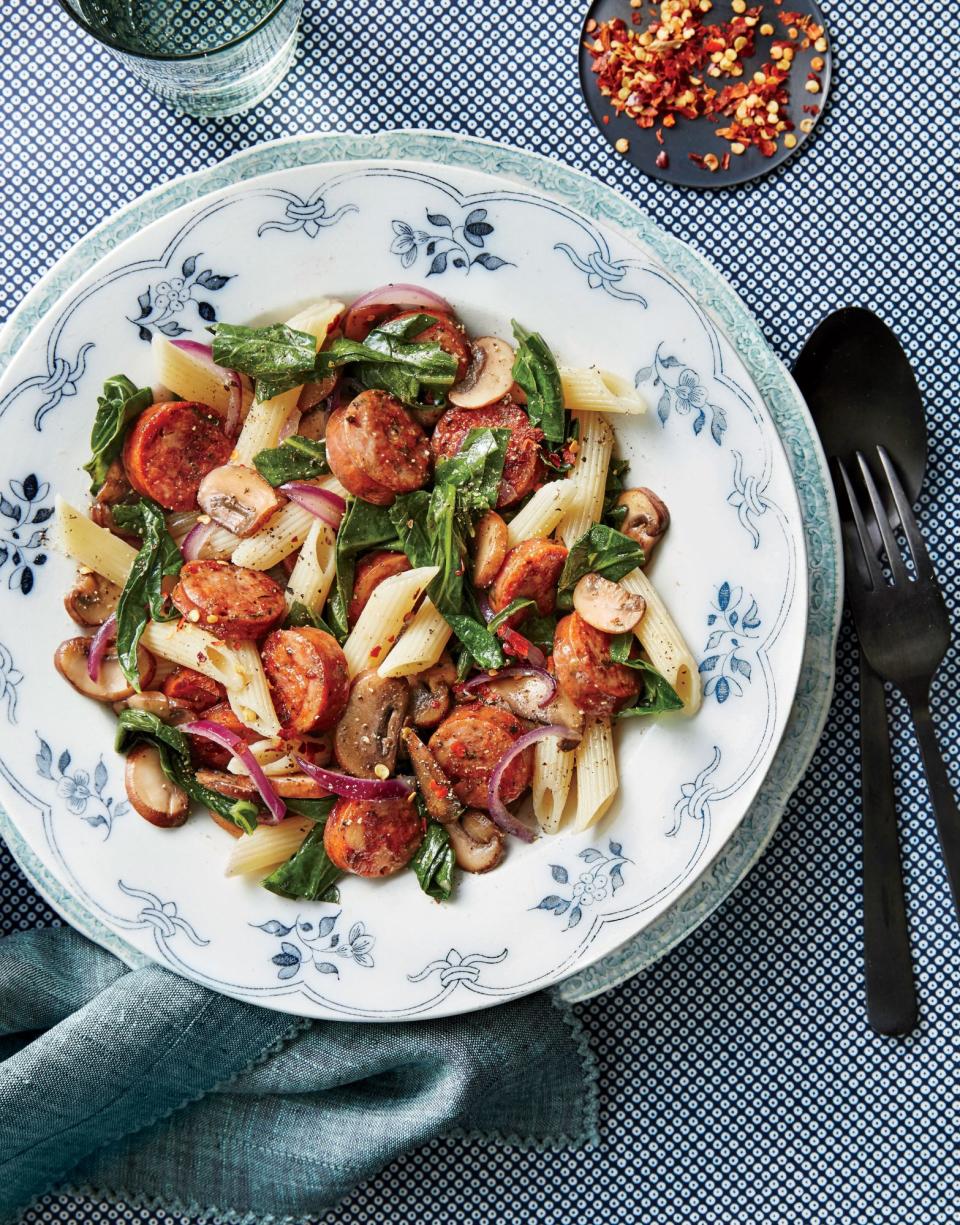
[95,457,133,507]
[573,573,646,634]
[448,337,516,409]
[124,744,189,828]
[197,464,283,537]
[616,487,670,560]
[333,671,409,778]
[407,654,456,730]
[112,690,192,722]
[401,726,462,823]
[55,637,156,703]
[195,769,331,799]
[472,511,509,588]
[476,674,583,745]
[64,570,122,627]
[447,810,504,872]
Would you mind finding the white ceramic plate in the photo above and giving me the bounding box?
[0,134,837,1019]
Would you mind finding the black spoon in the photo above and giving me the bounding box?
[794,307,926,1037]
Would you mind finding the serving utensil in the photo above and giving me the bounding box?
[795,308,925,1035]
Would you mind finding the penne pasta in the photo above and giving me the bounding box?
[225,641,282,737]
[559,366,648,415]
[224,818,313,878]
[558,412,614,547]
[231,477,345,570]
[620,567,701,714]
[152,334,238,415]
[572,717,618,832]
[505,480,578,547]
[377,597,452,678]
[343,565,439,678]
[226,738,298,777]
[56,497,137,587]
[533,736,576,834]
[284,518,337,614]
[140,620,245,689]
[232,299,343,464]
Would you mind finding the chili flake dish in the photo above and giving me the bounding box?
[54,287,700,905]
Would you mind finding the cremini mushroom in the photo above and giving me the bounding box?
[475,673,583,745]
[124,743,189,828]
[407,654,456,730]
[472,510,509,588]
[617,487,670,560]
[447,810,504,872]
[401,726,462,823]
[195,769,331,799]
[573,573,646,634]
[448,336,516,409]
[112,690,192,722]
[197,464,283,537]
[54,637,156,702]
[94,458,133,506]
[333,670,410,778]
[64,570,121,627]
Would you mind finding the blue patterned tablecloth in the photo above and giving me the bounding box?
[3,2,958,1222]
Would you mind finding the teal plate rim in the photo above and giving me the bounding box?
[0,130,842,1006]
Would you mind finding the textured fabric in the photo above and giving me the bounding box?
[1,0,959,1223]
[0,928,596,1224]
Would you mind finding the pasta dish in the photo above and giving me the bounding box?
[54,286,699,902]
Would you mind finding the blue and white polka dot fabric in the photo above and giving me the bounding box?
[3,1,958,1221]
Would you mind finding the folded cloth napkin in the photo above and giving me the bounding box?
[0,926,597,1223]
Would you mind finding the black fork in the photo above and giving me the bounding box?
[838,445,960,922]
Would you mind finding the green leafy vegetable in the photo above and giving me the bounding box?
[511,320,565,443]
[410,819,456,901]
[252,436,329,486]
[486,597,536,634]
[609,633,684,716]
[556,524,645,611]
[113,709,259,834]
[212,322,320,401]
[326,499,400,640]
[262,823,341,902]
[114,499,183,689]
[602,457,631,529]
[284,600,336,636]
[83,375,152,494]
[522,612,558,652]
[434,428,509,514]
[285,797,336,821]
[444,613,505,669]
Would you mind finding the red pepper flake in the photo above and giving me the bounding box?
[370,644,382,658]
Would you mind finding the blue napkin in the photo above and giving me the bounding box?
[0,927,597,1223]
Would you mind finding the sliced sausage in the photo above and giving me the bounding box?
[162,666,226,712]
[187,699,260,769]
[261,626,350,735]
[389,310,471,382]
[488,538,568,625]
[348,550,412,625]
[171,560,286,641]
[432,402,545,508]
[122,401,233,511]
[323,795,424,878]
[428,704,533,810]
[325,390,432,506]
[553,612,640,717]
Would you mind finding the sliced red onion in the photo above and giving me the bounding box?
[87,613,117,681]
[279,483,346,529]
[181,519,215,561]
[169,339,249,436]
[277,408,302,443]
[487,724,581,843]
[183,720,286,824]
[295,756,416,801]
[497,625,547,669]
[342,283,454,340]
[460,665,557,707]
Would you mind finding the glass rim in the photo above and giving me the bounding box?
[56,0,293,62]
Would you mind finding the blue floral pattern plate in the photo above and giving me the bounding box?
[0,133,840,1019]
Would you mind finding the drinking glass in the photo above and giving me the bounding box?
[57,0,303,118]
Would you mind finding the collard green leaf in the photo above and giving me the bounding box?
[433,428,509,514]
[486,597,536,633]
[284,600,336,637]
[262,823,341,902]
[556,524,645,610]
[602,457,631,528]
[511,320,565,443]
[83,375,152,494]
[326,499,400,640]
[522,612,558,652]
[609,633,684,715]
[114,499,183,689]
[212,322,320,401]
[252,436,328,486]
[410,819,455,901]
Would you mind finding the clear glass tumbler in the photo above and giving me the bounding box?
[57,0,303,117]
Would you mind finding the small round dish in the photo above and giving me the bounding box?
[0,132,839,1019]
[578,0,832,188]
